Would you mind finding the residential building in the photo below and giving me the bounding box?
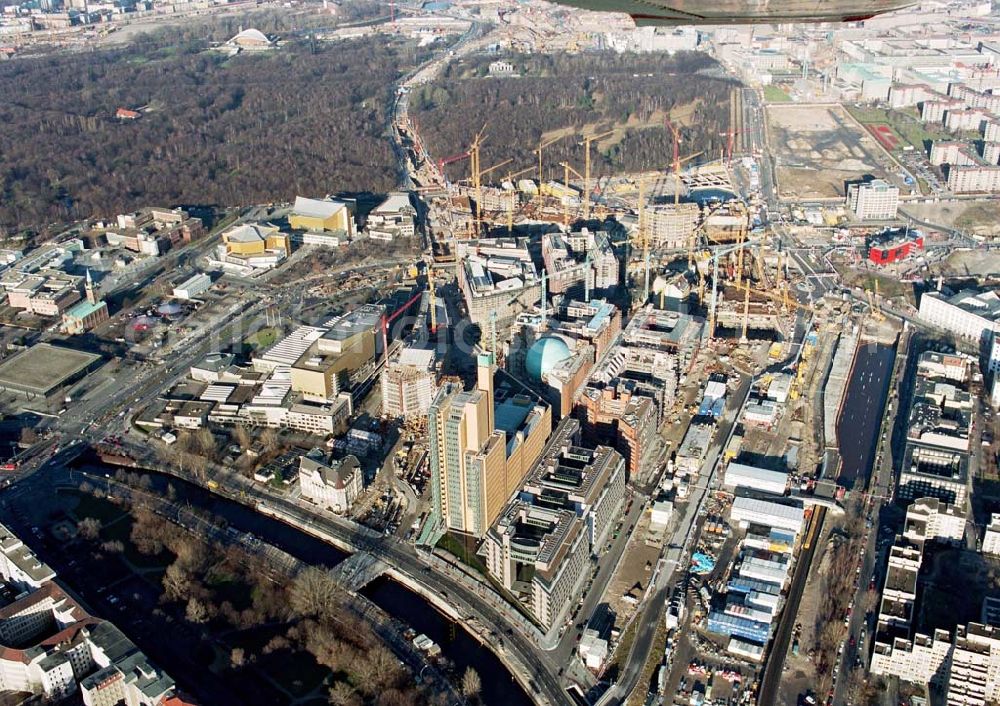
[298,452,364,514]
[947,165,1000,193]
[919,288,1000,362]
[903,496,966,545]
[0,522,55,592]
[0,581,176,705]
[983,514,1000,557]
[846,179,899,220]
[931,140,979,167]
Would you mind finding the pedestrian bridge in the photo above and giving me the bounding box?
[330,551,388,592]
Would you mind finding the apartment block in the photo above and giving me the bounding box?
[846,179,899,220]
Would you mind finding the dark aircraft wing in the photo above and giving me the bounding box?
[543,0,914,24]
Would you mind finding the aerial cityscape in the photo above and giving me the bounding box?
[3,1,1000,705]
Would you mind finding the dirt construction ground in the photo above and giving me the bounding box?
[767,104,895,200]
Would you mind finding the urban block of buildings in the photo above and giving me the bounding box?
[0,522,181,706]
[482,417,626,629]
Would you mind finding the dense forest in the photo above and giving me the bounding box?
[410,51,736,183]
[0,16,428,232]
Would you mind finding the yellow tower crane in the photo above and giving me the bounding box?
[581,129,616,221]
[559,161,584,227]
[534,132,571,187]
[503,166,535,234]
[469,124,487,231]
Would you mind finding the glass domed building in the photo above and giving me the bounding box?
[525,336,572,381]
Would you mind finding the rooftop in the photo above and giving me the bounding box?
[0,343,101,396]
[64,298,106,320]
[0,523,55,585]
[293,196,349,220]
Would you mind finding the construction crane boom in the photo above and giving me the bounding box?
[582,129,616,220]
[534,132,570,186]
[559,161,584,227]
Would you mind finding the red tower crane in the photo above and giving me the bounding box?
[718,128,750,165]
[381,289,426,367]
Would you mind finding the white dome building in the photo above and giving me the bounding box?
[227,28,276,51]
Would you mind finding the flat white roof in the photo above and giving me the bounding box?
[725,463,788,487]
[732,496,804,524]
[398,347,435,369]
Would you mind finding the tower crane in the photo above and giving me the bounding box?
[426,262,438,334]
[741,280,751,343]
[473,157,513,231]
[468,124,488,233]
[503,166,536,234]
[702,238,765,339]
[581,129,616,221]
[559,162,584,227]
[381,289,425,367]
[717,128,750,165]
[437,152,470,186]
[534,132,571,187]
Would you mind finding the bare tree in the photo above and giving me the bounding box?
[461,667,481,702]
[233,425,253,450]
[185,597,209,624]
[19,426,38,445]
[194,428,216,457]
[290,567,342,620]
[260,427,279,453]
[77,517,102,541]
[163,563,193,602]
[328,682,362,706]
[230,646,246,668]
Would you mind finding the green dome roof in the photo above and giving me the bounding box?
[525,336,571,381]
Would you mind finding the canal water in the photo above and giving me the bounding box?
[836,342,896,490]
[71,460,532,706]
[363,578,534,706]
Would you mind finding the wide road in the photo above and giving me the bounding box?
[758,506,827,706]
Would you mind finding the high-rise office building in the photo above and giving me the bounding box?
[430,353,551,537]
